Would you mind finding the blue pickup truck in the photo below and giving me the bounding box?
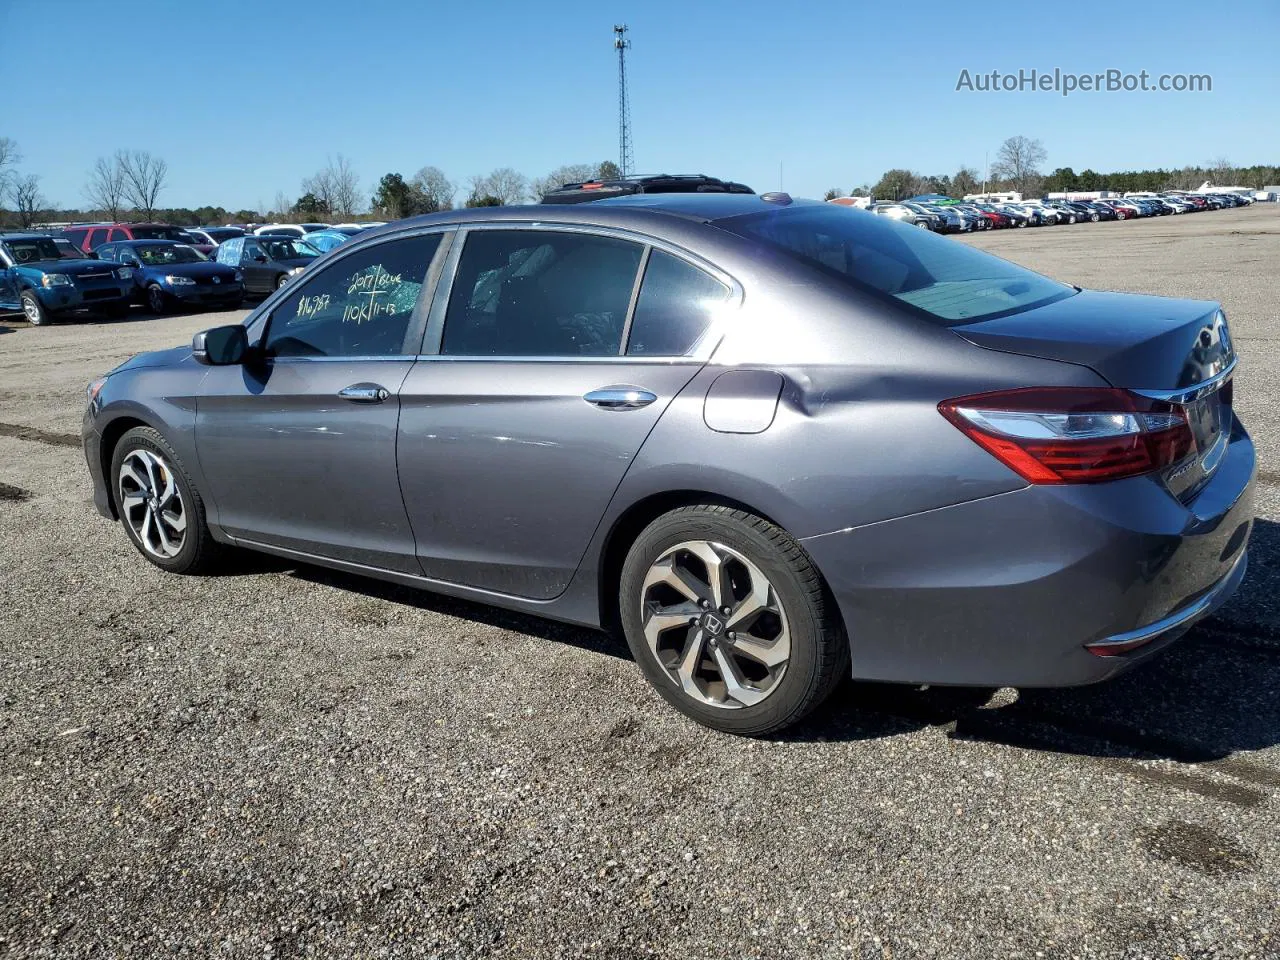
[0,232,134,325]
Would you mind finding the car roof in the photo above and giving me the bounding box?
[0,233,55,242]
[113,238,192,246]
[359,193,823,242]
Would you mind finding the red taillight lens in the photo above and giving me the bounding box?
[939,387,1194,484]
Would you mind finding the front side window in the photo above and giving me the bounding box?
[241,240,263,263]
[260,238,318,261]
[441,230,643,357]
[626,251,730,356]
[719,205,1074,324]
[96,245,117,261]
[263,233,440,359]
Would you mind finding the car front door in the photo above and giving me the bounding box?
[0,249,18,309]
[240,238,271,293]
[396,227,734,600]
[195,230,446,571]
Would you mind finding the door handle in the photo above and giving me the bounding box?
[583,386,657,410]
[338,383,390,403]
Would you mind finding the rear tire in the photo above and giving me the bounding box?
[20,290,49,326]
[110,426,224,575]
[619,504,849,736]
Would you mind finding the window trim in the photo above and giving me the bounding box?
[253,226,455,362]
[418,222,742,363]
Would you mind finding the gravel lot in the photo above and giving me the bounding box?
[2,205,1278,959]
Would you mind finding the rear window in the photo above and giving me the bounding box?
[130,226,187,241]
[718,205,1074,324]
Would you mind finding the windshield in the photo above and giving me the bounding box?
[718,205,1075,325]
[134,243,207,265]
[3,237,75,263]
[262,238,319,260]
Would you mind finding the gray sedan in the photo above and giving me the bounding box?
[81,195,1255,735]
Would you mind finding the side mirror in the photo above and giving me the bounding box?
[193,324,248,365]
[253,254,268,263]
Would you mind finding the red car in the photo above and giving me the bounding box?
[62,223,194,255]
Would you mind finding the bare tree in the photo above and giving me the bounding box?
[8,173,44,227]
[302,155,361,219]
[0,137,18,191]
[84,155,127,220]
[991,136,1047,196]
[1210,157,1235,185]
[468,167,528,206]
[272,190,294,222]
[529,163,597,201]
[118,150,168,219]
[410,165,455,211]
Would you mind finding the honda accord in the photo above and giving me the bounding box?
[81,195,1254,734]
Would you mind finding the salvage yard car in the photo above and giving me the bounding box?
[214,235,319,294]
[0,232,134,324]
[94,239,244,314]
[81,195,1255,735]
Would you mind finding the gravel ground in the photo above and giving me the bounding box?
[1,204,1278,959]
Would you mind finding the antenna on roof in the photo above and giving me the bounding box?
[614,25,634,177]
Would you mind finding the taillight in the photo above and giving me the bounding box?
[939,387,1194,484]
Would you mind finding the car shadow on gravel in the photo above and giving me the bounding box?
[289,564,630,661]
[785,519,1280,766]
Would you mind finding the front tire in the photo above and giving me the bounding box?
[110,426,223,574]
[276,273,291,290]
[20,290,50,326]
[619,504,848,735]
[147,285,169,315]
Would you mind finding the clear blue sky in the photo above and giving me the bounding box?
[4,0,1278,211]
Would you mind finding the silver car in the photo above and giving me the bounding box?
[82,195,1255,735]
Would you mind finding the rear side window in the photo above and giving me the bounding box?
[265,233,440,359]
[108,228,129,242]
[626,251,729,356]
[442,230,643,357]
[719,206,1073,324]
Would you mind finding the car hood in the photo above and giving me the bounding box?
[19,258,119,275]
[138,261,239,281]
[108,344,195,375]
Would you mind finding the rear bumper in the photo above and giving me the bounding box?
[801,423,1256,688]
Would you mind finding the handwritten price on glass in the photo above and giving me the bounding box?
[343,265,404,324]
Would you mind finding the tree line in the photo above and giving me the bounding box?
[0,139,622,228]
[828,135,1278,202]
[3,131,1275,228]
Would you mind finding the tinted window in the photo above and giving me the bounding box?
[108,228,130,242]
[442,230,642,357]
[626,251,729,356]
[264,233,440,359]
[719,205,1073,324]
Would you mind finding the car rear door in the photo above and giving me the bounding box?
[195,230,446,571]
[396,225,735,599]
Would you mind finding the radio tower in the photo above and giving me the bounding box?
[614,24,634,176]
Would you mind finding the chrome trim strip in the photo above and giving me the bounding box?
[1085,549,1248,653]
[1132,357,1238,404]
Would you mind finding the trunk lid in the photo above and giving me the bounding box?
[953,290,1236,498]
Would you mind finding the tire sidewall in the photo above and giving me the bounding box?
[110,427,204,573]
[21,290,48,325]
[148,285,167,314]
[619,509,830,734]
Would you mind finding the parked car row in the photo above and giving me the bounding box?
[858,191,1255,234]
[0,219,393,323]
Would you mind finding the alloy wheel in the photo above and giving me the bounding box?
[22,295,42,324]
[118,448,187,559]
[640,540,791,709]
